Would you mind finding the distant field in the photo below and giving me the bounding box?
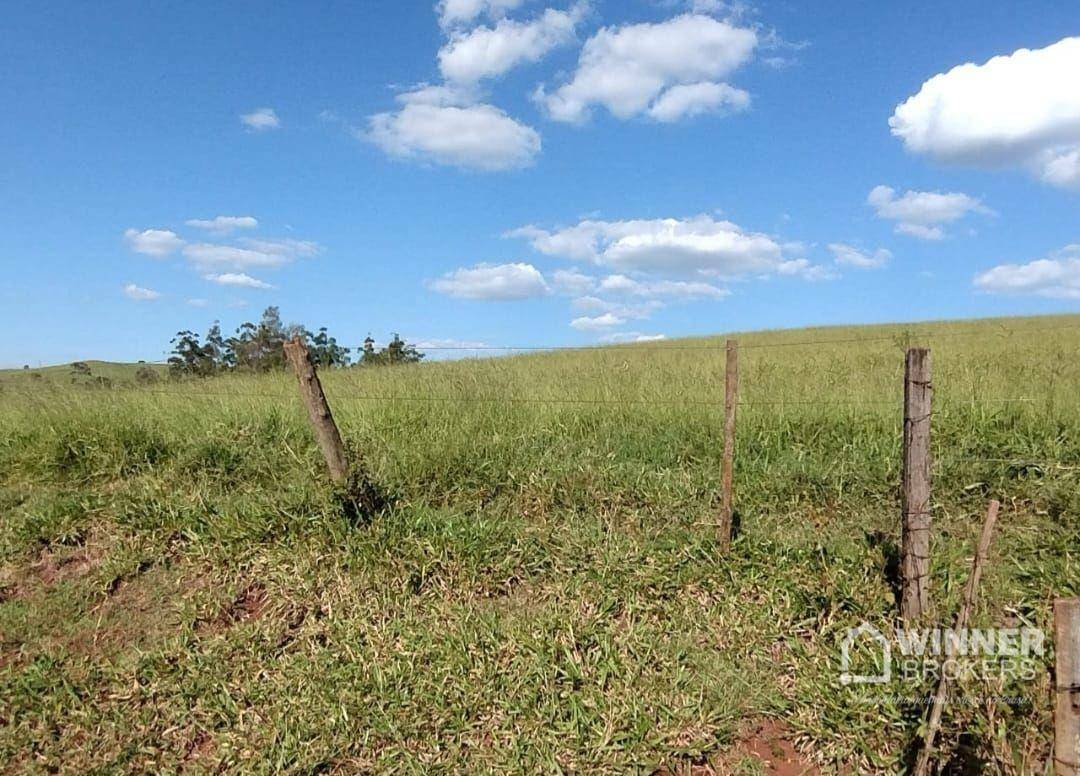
[0,360,167,387]
[1,314,1077,772]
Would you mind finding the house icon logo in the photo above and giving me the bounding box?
[840,622,891,685]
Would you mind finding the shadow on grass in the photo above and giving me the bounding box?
[335,468,392,526]
[863,529,902,609]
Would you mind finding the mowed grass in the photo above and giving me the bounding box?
[0,314,1077,773]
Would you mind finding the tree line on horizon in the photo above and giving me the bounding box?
[167,306,424,378]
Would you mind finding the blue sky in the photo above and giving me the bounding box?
[2,0,1078,366]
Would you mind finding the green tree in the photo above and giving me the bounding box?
[168,330,216,378]
[358,334,424,367]
[309,327,351,368]
[166,307,356,375]
[360,335,378,366]
[384,333,423,365]
[204,322,228,369]
[227,307,290,372]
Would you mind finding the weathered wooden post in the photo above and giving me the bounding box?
[283,335,349,484]
[1056,598,1080,774]
[901,347,932,621]
[718,339,738,550]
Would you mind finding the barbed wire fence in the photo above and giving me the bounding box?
[4,324,1077,484]
[5,323,1078,764]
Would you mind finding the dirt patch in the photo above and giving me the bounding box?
[180,729,216,771]
[63,565,192,657]
[0,545,102,603]
[652,720,820,776]
[196,582,269,635]
[729,719,820,775]
[31,549,92,586]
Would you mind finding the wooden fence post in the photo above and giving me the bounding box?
[1056,598,1080,775]
[283,335,349,484]
[718,339,738,550]
[901,347,932,621]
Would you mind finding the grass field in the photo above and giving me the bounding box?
[1,314,1078,773]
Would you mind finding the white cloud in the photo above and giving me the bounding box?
[124,228,184,257]
[507,223,601,261]
[599,331,667,343]
[597,273,729,299]
[889,37,1080,188]
[895,223,946,241]
[570,312,625,330]
[183,238,318,271]
[185,244,286,269]
[510,215,783,277]
[366,86,541,171]
[828,243,892,269]
[430,262,550,300]
[974,244,1080,299]
[122,283,160,301]
[203,272,274,289]
[186,298,209,307]
[236,237,321,258]
[868,185,991,240]
[647,81,750,122]
[240,108,280,131]
[438,0,524,29]
[185,216,259,234]
[776,258,838,281]
[1040,147,1080,188]
[551,268,596,295]
[571,295,663,319]
[537,14,756,123]
[438,5,585,84]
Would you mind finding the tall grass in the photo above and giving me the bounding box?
[0,314,1077,771]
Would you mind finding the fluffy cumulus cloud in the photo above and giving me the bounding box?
[438,5,586,84]
[828,243,892,269]
[537,14,756,123]
[597,274,729,299]
[203,272,274,289]
[570,312,625,330]
[438,0,524,29]
[185,216,259,234]
[240,108,281,131]
[974,245,1080,299]
[238,237,321,258]
[183,238,320,271]
[889,37,1080,188]
[124,228,184,257]
[122,283,160,301]
[123,216,319,300]
[509,215,783,277]
[551,268,596,295]
[775,258,837,281]
[365,86,540,171]
[430,262,550,300]
[599,331,667,343]
[868,185,991,240]
[571,295,663,320]
[646,81,749,122]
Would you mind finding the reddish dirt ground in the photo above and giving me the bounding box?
[735,719,820,775]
